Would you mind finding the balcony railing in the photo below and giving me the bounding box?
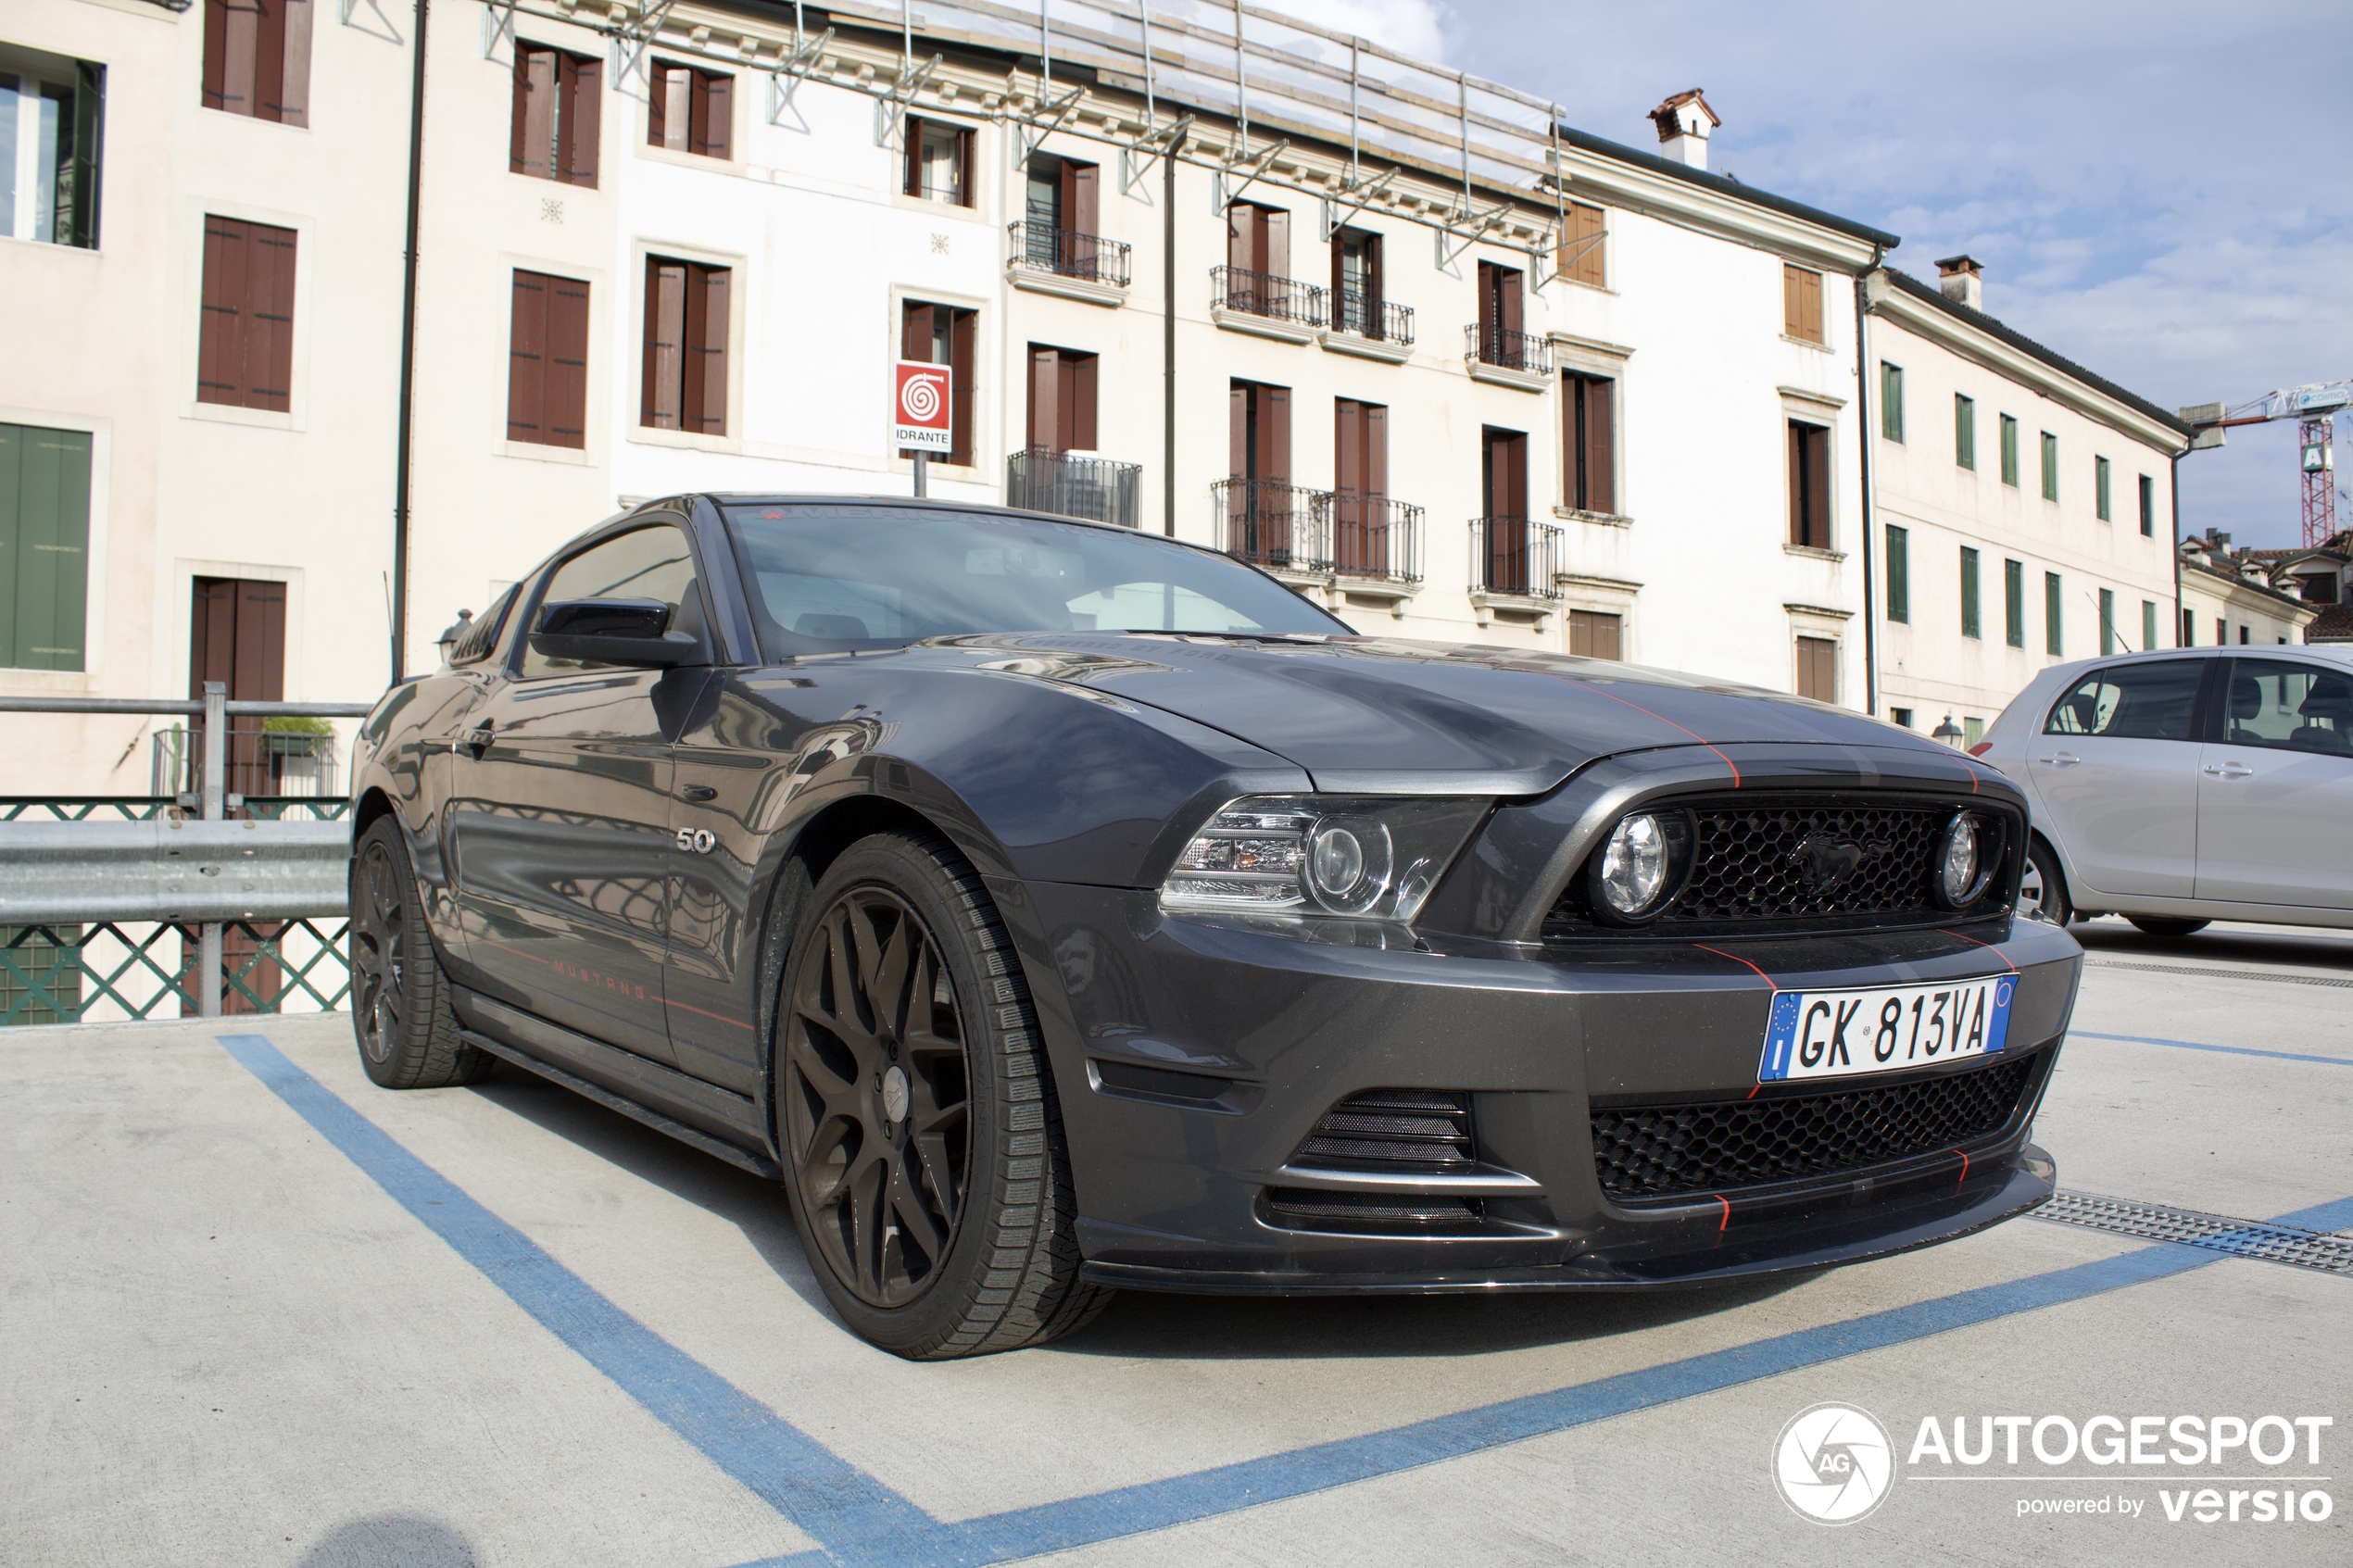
[1007,447,1143,530]
[1006,222,1132,289]
[1329,289,1415,346]
[1316,493,1424,583]
[1465,323,1554,375]
[1473,515,1565,599]
[1214,479,1330,571]
[1212,266,1327,328]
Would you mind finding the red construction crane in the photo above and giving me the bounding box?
[2183,381,2351,548]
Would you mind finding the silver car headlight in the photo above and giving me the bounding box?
[1160,795,1490,922]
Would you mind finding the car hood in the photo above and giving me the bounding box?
[919,633,1935,795]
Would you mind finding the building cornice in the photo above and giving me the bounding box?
[2179,556,2322,619]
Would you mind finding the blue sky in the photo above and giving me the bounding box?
[1277,0,2353,547]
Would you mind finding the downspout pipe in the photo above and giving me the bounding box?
[1163,130,1176,536]
[1854,248,1885,718]
[390,0,430,682]
[2170,450,2183,645]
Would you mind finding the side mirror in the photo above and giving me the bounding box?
[527,598,700,668]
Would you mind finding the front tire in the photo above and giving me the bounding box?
[349,817,493,1089]
[774,831,1110,1359]
[2019,837,2074,927]
[2128,917,2210,937]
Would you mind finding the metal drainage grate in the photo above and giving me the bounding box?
[2085,960,2353,991]
[2038,1191,2353,1275]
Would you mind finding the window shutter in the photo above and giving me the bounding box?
[1587,377,1616,514]
[1264,207,1290,281]
[1885,523,1908,622]
[952,126,972,207]
[1070,352,1097,451]
[197,218,245,406]
[900,301,931,361]
[1786,421,1805,544]
[562,54,600,184]
[513,49,553,178]
[1229,383,1248,481]
[1365,403,1387,502]
[202,0,231,111]
[1960,546,1981,638]
[235,577,287,700]
[215,0,260,117]
[507,270,547,443]
[1226,204,1253,275]
[1366,232,1384,314]
[1329,230,1346,312]
[547,275,589,448]
[948,307,975,464]
[1335,398,1360,500]
[249,220,296,411]
[643,259,685,428]
[1262,384,1290,483]
[1026,345,1054,450]
[1500,268,1523,337]
[0,423,94,671]
[686,265,727,434]
[1782,265,1800,338]
[2045,571,2064,656]
[902,115,922,195]
[1478,261,1496,334]
[1955,395,1975,470]
[696,71,731,160]
[1069,160,1097,236]
[253,0,287,121]
[273,0,311,126]
[1563,201,1604,287]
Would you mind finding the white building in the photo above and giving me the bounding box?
[0,0,2196,797]
[2179,531,2321,649]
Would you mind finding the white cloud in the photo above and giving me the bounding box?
[1257,0,1453,62]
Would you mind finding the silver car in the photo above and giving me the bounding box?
[1974,645,2353,933]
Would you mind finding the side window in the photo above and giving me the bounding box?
[520,525,698,677]
[2221,659,2353,756]
[2043,660,2202,740]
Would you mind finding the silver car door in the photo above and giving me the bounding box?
[2029,659,2205,897]
[2195,658,2353,908]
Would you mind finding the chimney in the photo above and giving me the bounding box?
[1646,89,1719,170]
[1935,255,1984,312]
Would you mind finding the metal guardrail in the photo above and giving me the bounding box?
[0,686,371,1022]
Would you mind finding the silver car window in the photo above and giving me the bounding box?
[2043,660,2201,740]
[2221,659,2353,755]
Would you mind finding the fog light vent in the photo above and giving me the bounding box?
[1265,1189,1482,1229]
[1291,1088,1474,1171]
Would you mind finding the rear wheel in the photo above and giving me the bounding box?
[2018,838,2074,927]
[349,817,493,1089]
[774,831,1110,1359]
[2127,917,2210,937]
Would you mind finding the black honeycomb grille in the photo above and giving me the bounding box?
[1591,1054,2038,1199]
[1667,800,1945,923]
[1291,1089,1474,1171]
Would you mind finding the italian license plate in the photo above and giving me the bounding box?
[1758,975,2016,1084]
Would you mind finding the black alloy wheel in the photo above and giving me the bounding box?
[2017,837,2074,927]
[349,817,493,1089]
[776,831,1110,1358]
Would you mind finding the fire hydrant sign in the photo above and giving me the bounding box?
[893,361,953,451]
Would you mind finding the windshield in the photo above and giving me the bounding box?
[723,504,1345,654]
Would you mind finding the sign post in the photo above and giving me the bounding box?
[893,361,953,498]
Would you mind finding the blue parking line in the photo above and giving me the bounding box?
[215,1035,937,1564]
[221,1033,2345,1568]
[2070,1029,2353,1067]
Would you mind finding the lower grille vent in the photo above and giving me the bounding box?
[1265,1189,1483,1230]
[1292,1088,1474,1171]
[1591,1055,2038,1199]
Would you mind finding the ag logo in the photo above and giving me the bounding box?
[1773,1402,1894,1524]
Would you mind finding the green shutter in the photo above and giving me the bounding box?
[2143,599,2158,651]
[2000,416,2019,486]
[1885,523,1908,621]
[2100,587,2116,654]
[1881,363,1904,443]
[2045,571,2063,657]
[2095,456,2111,521]
[0,423,92,671]
[2041,432,2058,502]
[1960,546,1981,638]
[2005,558,2024,647]
[63,62,104,249]
[2139,474,2155,537]
[1955,395,1974,470]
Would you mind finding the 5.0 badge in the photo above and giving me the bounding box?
[675,827,717,855]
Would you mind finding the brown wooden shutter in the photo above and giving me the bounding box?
[236,578,287,699]
[203,0,231,111]
[561,54,600,184]
[1229,383,1248,480]
[1365,403,1388,503]
[1806,426,1829,544]
[1227,205,1252,275]
[1026,345,1055,450]
[1068,161,1098,236]
[507,270,547,442]
[695,71,731,160]
[901,301,931,361]
[1586,377,1616,513]
[1478,261,1496,335]
[685,265,727,434]
[1261,384,1290,483]
[244,220,296,412]
[949,307,975,463]
[1782,265,1801,338]
[1563,201,1604,287]
[1487,430,1525,516]
[512,49,551,177]
[643,259,685,428]
[251,0,286,121]
[197,217,245,407]
[1367,233,1384,318]
[1501,268,1523,336]
[1264,208,1290,281]
[903,116,923,196]
[1335,398,1361,500]
[547,275,589,448]
[273,0,311,125]
[1068,352,1097,450]
[190,578,233,696]
[1329,232,1345,317]
[953,126,973,207]
[215,0,260,117]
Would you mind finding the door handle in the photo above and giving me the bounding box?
[459,723,496,759]
[2036,751,2081,767]
[681,784,718,802]
[2202,761,2255,779]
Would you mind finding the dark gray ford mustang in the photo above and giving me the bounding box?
[347,495,2081,1359]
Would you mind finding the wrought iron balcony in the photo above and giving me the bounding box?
[1212,266,1327,329]
[1328,288,1415,347]
[1473,515,1564,599]
[1006,222,1132,289]
[1316,493,1424,583]
[1464,323,1554,376]
[1006,447,1143,530]
[1214,480,1330,572]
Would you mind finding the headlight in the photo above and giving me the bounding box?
[1161,796,1489,922]
[1583,809,1693,924]
[1935,811,1997,908]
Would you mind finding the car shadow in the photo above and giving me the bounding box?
[466,1062,1808,1361]
[2070,917,2353,972]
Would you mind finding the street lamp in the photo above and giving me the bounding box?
[1931,713,1964,747]
[434,608,472,667]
